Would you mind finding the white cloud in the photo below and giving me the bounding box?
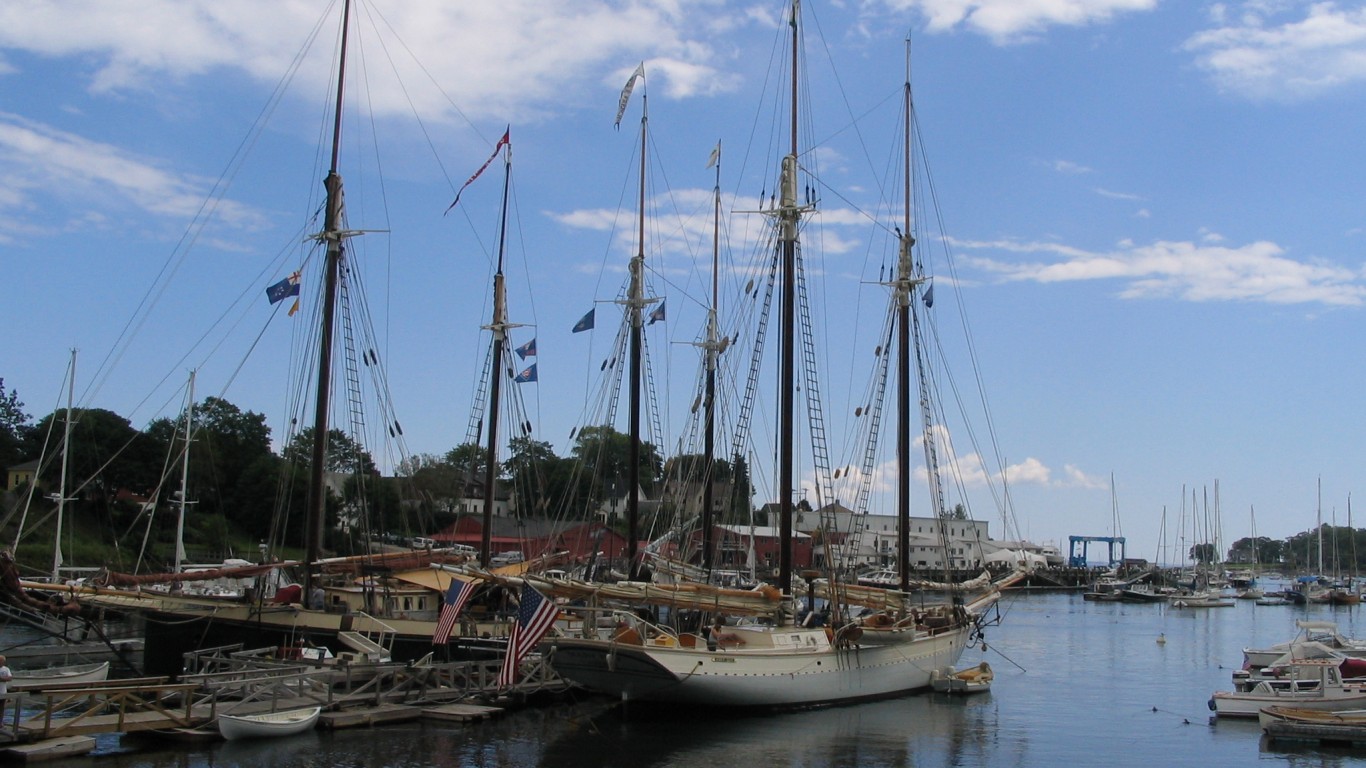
[1061,464,1109,490]
[871,0,1158,43]
[1094,187,1142,200]
[1185,1,1366,101]
[0,113,266,235]
[957,235,1366,306]
[0,1,749,124]
[1056,160,1093,175]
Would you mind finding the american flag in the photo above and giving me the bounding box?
[432,578,474,645]
[496,583,558,687]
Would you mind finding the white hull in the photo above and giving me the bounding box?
[546,622,969,708]
[11,661,111,687]
[217,706,321,740]
[1213,690,1366,718]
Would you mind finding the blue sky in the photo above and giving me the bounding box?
[2,0,1364,565]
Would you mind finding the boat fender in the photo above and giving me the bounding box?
[1207,698,1216,711]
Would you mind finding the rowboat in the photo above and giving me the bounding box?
[11,661,110,688]
[930,662,993,695]
[217,707,321,740]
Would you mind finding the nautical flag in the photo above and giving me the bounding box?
[706,141,720,169]
[496,583,559,688]
[513,363,538,383]
[923,283,934,309]
[288,298,300,317]
[648,300,666,325]
[572,308,595,333]
[266,271,301,304]
[446,128,511,213]
[515,338,537,359]
[614,62,645,129]
[432,578,474,645]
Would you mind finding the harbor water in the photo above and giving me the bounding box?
[15,590,1366,767]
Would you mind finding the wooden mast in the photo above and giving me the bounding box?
[896,40,914,593]
[777,0,801,596]
[625,86,648,579]
[701,142,722,574]
[305,0,353,600]
[480,136,514,567]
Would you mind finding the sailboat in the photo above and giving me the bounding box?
[17,0,494,668]
[543,9,998,708]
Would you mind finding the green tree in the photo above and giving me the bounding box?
[0,378,31,473]
[1189,542,1217,564]
[282,427,377,475]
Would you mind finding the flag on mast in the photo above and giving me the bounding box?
[572,308,595,333]
[614,62,645,129]
[648,300,666,325]
[496,583,559,687]
[266,271,301,304]
[446,128,511,213]
[515,338,537,359]
[432,579,474,645]
[706,141,721,169]
[513,364,538,383]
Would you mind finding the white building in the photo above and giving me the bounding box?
[813,504,992,571]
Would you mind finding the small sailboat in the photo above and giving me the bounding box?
[217,706,321,740]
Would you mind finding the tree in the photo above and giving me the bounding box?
[0,378,31,472]
[445,442,493,485]
[1190,542,1217,564]
[571,425,663,496]
[282,427,377,475]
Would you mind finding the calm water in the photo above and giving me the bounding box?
[23,591,1366,767]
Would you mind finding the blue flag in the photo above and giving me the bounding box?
[266,272,301,305]
[922,283,934,309]
[648,300,666,325]
[515,338,537,359]
[514,363,538,383]
[572,308,595,333]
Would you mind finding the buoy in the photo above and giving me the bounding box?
[1157,633,1166,645]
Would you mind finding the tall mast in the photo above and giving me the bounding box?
[480,136,514,567]
[776,0,801,596]
[305,0,353,599]
[701,142,722,574]
[626,91,648,579]
[52,348,76,582]
[175,370,196,573]
[895,39,915,593]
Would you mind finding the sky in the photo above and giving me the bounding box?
[2,0,1364,566]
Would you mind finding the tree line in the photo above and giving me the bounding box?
[0,379,755,573]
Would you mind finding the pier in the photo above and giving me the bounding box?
[0,642,568,760]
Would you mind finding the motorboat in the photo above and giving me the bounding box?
[1243,620,1366,670]
[1209,659,1366,718]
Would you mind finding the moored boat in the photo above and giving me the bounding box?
[217,706,321,740]
[930,662,993,695]
[10,661,110,688]
[1209,658,1366,718]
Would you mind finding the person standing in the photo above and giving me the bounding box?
[0,655,12,723]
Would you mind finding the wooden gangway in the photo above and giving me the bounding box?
[3,677,208,741]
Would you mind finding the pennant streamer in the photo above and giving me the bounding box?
[446,129,511,213]
[614,62,645,128]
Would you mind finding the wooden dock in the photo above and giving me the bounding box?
[1265,720,1366,746]
[0,736,97,763]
